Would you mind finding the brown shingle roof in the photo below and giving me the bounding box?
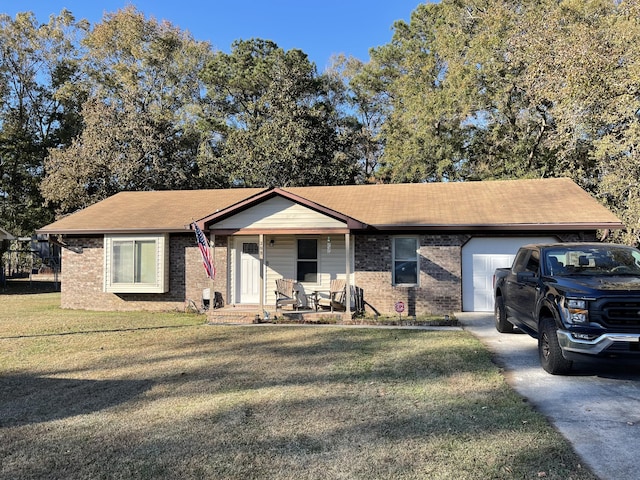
[38,188,265,234]
[37,178,623,234]
[283,178,621,228]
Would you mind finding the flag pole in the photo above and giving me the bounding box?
[192,220,216,312]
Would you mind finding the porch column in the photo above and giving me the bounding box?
[259,234,265,311]
[345,232,351,316]
[209,233,216,311]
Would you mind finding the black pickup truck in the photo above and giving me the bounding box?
[493,242,640,374]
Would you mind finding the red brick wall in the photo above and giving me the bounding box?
[60,237,104,309]
[59,231,596,314]
[354,234,467,316]
[60,234,217,311]
[211,236,229,306]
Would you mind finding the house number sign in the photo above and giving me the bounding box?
[395,301,405,314]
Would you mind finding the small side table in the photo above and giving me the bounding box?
[309,291,321,311]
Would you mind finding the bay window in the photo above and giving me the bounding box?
[104,234,169,293]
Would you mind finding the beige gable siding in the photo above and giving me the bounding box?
[214,197,345,230]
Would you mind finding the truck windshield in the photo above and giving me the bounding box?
[544,245,640,276]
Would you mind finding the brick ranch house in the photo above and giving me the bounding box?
[37,178,623,319]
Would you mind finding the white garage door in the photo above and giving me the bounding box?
[461,237,557,312]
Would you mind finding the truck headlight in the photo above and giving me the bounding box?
[566,299,588,324]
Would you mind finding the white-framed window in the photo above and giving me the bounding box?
[393,237,419,286]
[104,234,169,293]
[297,238,318,283]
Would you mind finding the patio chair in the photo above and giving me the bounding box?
[316,279,346,312]
[275,278,300,310]
[352,285,364,314]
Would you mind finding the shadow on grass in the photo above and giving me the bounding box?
[0,325,596,479]
[0,323,200,340]
[1,279,60,295]
[0,375,153,428]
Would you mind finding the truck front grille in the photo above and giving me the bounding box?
[594,300,640,328]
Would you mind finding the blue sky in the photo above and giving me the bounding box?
[2,1,427,70]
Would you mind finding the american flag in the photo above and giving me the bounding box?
[193,222,215,279]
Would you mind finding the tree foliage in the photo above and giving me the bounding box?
[5,2,640,244]
[41,7,214,215]
[0,10,86,234]
[366,1,561,182]
[361,0,640,243]
[327,54,389,182]
[199,39,359,187]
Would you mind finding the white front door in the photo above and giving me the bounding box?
[236,238,260,304]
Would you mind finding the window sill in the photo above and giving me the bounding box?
[105,284,167,294]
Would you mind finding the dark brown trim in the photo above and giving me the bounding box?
[39,220,623,237]
[37,228,193,235]
[369,223,624,231]
[210,228,351,235]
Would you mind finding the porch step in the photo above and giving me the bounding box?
[206,305,349,324]
[206,306,262,324]
[275,310,347,324]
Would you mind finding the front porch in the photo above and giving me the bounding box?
[200,190,364,319]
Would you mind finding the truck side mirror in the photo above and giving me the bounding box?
[517,271,537,283]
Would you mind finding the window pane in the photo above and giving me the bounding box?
[135,240,156,283]
[113,241,134,283]
[297,261,318,282]
[395,260,417,284]
[525,250,539,273]
[106,234,168,293]
[242,243,259,254]
[395,238,417,260]
[298,239,317,259]
[297,239,317,282]
[394,237,418,284]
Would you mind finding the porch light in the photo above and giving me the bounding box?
[327,236,331,253]
[269,238,275,247]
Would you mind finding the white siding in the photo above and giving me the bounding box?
[215,197,345,229]
[264,234,354,307]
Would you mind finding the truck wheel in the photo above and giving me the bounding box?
[538,317,572,375]
[494,297,513,333]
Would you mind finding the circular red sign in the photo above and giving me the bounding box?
[395,301,405,313]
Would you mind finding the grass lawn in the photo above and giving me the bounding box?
[0,288,596,479]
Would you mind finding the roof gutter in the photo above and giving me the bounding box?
[37,222,624,236]
[369,222,625,231]
[36,227,193,235]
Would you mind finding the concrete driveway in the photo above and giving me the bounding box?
[457,312,640,480]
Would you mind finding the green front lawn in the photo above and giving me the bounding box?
[0,290,594,479]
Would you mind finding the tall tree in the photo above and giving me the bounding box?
[0,10,85,234]
[328,54,388,183]
[199,39,359,187]
[41,6,214,215]
[368,0,561,183]
[509,0,640,243]
[595,0,640,244]
[367,0,640,244]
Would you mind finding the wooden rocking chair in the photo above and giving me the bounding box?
[275,278,300,310]
[316,279,346,312]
